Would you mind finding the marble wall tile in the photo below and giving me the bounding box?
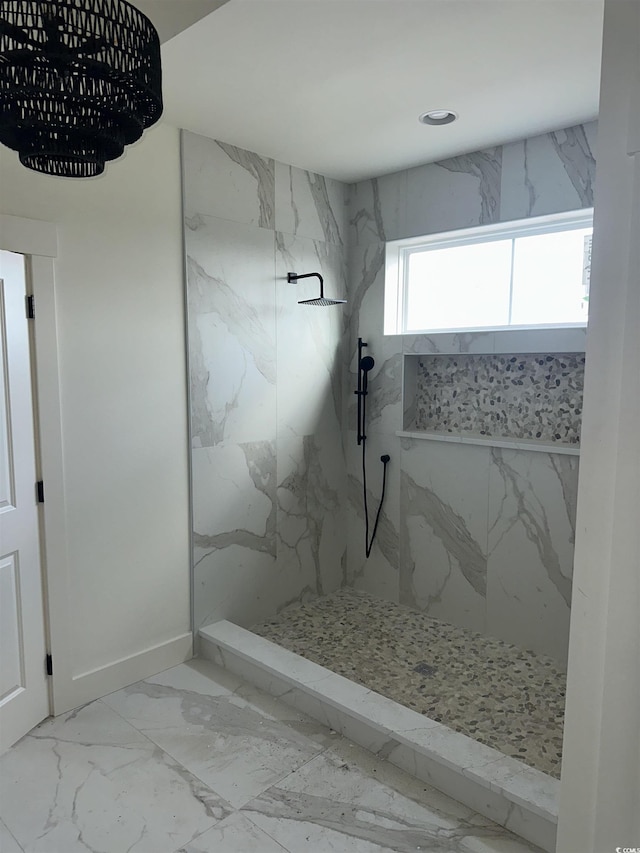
[186,215,276,447]
[399,439,490,632]
[183,134,350,634]
[346,242,403,436]
[405,147,502,239]
[275,162,347,245]
[493,327,588,355]
[194,544,281,633]
[499,121,597,221]
[297,429,346,598]
[275,232,346,441]
[402,328,587,358]
[182,131,275,228]
[348,170,408,246]
[345,430,400,602]
[403,331,496,356]
[192,443,276,546]
[275,435,319,608]
[276,430,346,604]
[192,441,278,629]
[346,240,386,347]
[487,449,578,665]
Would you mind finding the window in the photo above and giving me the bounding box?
[384,210,593,335]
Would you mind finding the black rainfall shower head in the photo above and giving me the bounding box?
[299,296,348,306]
[360,355,375,372]
[287,271,347,307]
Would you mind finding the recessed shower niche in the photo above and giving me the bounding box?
[401,349,585,452]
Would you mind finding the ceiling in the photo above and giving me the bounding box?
[158,0,604,183]
[132,1,229,44]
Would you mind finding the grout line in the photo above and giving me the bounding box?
[97,674,336,817]
[236,812,292,853]
[96,697,236,816]
[0,817,25,853]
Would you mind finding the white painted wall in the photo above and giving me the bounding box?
[557,1,640,848]
[0,124,191,703]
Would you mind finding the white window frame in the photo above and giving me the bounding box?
[384,208,594,335]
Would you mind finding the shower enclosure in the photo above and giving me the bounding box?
[182,117,595,848]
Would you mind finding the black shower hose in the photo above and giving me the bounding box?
[361,386,389,558]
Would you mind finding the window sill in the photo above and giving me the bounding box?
[396,429,580,456]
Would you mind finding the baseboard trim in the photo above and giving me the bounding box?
[54,632,193,714]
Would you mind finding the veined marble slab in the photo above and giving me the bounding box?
[276,429,346,600]
[186,214,277,447]
[182,131,275,229]
[275,161,347,246]
[274,231,346,441]
[401,327,588,357]
[345,429,400,602]
[405,147,502,239]
[348,171,408,247]
[192,439,278,631]
[399,439,490,632]
[500,122,597,221]
[199,620,559,851]
[487,448,578,664]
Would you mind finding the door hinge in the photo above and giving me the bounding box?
[36,480,44,503]
[46,654,53,676]
[25,294,35,319]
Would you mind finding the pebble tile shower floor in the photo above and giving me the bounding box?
[253,589,566,778]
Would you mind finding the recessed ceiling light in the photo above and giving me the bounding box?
[419,110,458,126]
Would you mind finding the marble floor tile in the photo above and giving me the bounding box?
[0,820,23,853]
[0,659,540,853]
[177,811,287,853]
[0,701,229,853]
[242,737,539,853]
[102,661,331,809]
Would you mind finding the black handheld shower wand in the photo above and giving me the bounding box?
[355,337,391,558]
[355,338,375,444]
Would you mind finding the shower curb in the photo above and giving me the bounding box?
[200,620,558,851]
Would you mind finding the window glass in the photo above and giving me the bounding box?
[510,228,592,325]
[405,239,512,332]
[385,211,594,335]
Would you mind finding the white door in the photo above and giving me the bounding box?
[0,250,49,752]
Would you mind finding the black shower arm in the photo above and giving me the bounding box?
[287,271,324,297]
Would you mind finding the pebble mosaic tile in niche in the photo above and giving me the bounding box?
[414,352,585,444]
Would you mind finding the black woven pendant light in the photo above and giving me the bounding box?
[0,0,163,178]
